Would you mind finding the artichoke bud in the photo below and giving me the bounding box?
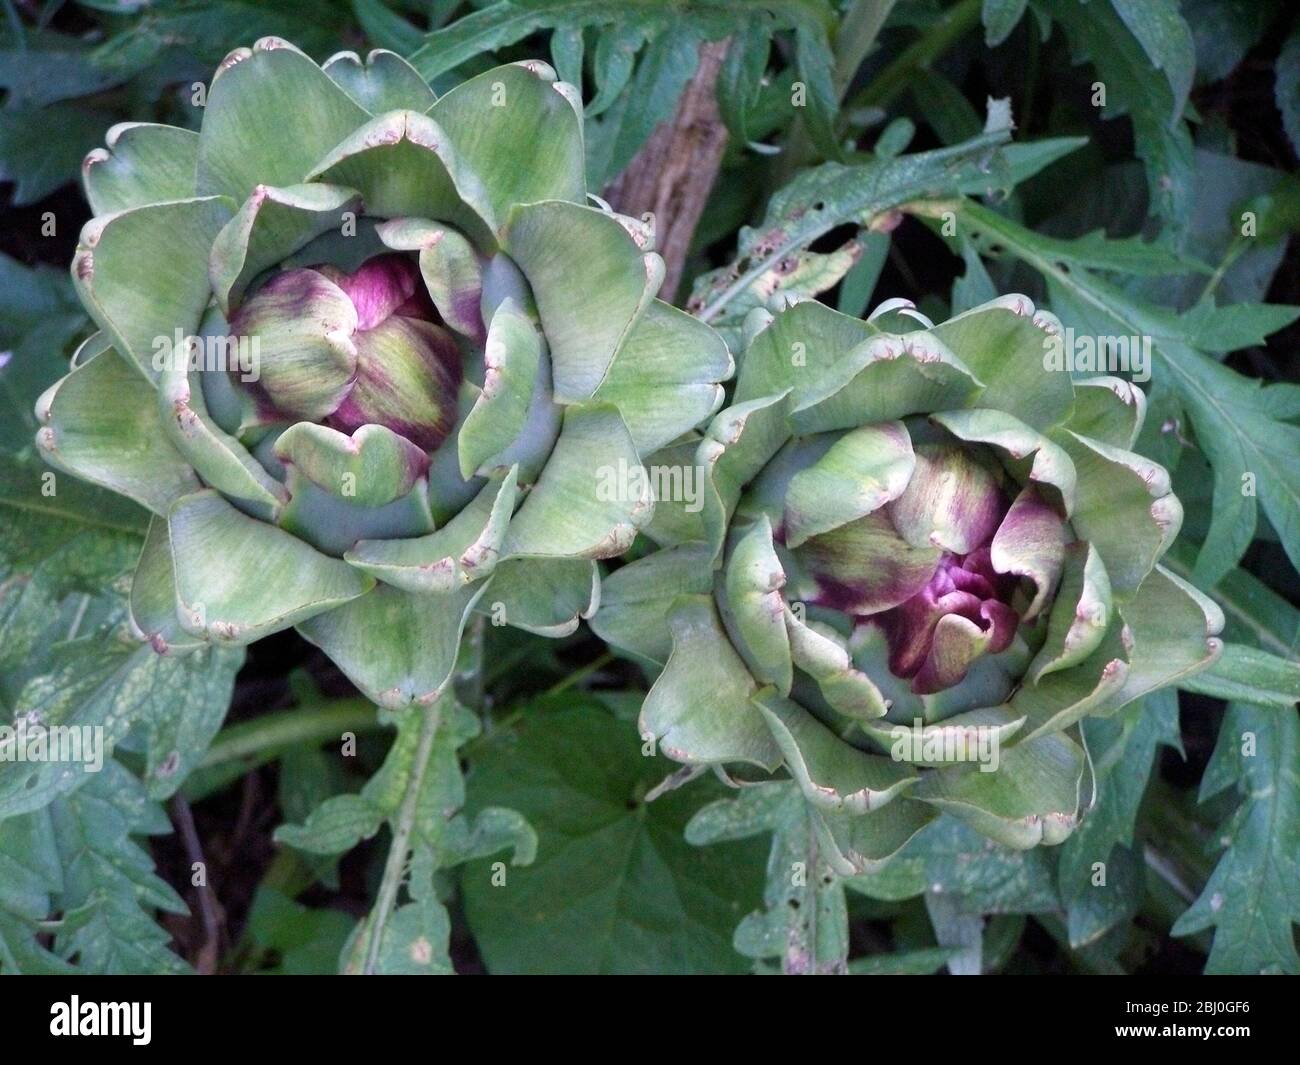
[326,312,462,454]
[792,438,1053,697]
[41,43,736,708]
[886,445,1005,554]
[230,254,462,452]
[228,267,359,421]
[594,293,1225,856]
[316,253,425,329]
[873,548,1020,695]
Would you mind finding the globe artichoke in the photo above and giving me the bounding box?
[593,294,1224,868]
[35,40,730,708]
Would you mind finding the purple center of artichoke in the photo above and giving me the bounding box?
[875,548,1019,695]
[228,253,462,453]
[787,439,1063,698]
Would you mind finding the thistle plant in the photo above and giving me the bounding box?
[34,40,730,708]
[595,294,1226,867]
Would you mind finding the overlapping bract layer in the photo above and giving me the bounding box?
[36,40,732,708]
[594,294,1224,861]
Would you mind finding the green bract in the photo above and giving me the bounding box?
[594,293,1225,865]
[36,40,730,708]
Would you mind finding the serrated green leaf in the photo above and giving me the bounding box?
[48,764,189,973]
[1180,643,1300,709]
[277,698,530,974]
[731,784,850,973]
[0,446,238,815]
[689,129,1012,337]
[1038,0,1194,226]
[958,200,1300,586]
[1108,0,1195,128]
[1059,691,1181,947]
[1172,704,1300,974]
[1,636,242,818]
[1177,300,1300,353]
[0,764,187,974]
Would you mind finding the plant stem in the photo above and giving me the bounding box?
[776,0,898,181]
[169,793,221,974]
[65,593,90,640]
[361,697,442,975]
[604,37,731,303]
[544,651,614,696]
[197,698,379,770]
[834,0,899,100]
[784,806,822,974]
[779,800,850,974]
[1143,843,1197,904]
[848,0,980,114]
[1198,238,1247,303]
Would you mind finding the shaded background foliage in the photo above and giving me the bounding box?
[0,0,1297,974]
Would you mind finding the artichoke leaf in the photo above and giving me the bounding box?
[791,329,984,435]
[783,420,914,547]
[157,359,287,522]
[698,390,793,557]
[754,689,917,815]
[196,37,370,202]
[168,490,373,644]
[503,200,661,403]
[912,728,1088,848]
[36,344,202,515]
[929,293,1074,431]
[429,61,585,233]
[589,542,715,666]
[210,182,363,313]
[1103,564,1225,713]
[322,48,438,114]
[591,299,732,456]
[476,556,598,637]
[1067,375,1147,449]
[71,196,234,382]
[502,404,652,560]
[1053,430,1183,600]
[641,595,783,771]
[719,514,793,692]
[930,407,1077,515]
[129,516,206,654]
[298,580,485,709]
[305,110,495,249]
[346,467,518,594]
[1025,541,1113,682]
[458,298,543,479]
[82,122,199,216]
[785,607,890,720]
[856,705,1026,766]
